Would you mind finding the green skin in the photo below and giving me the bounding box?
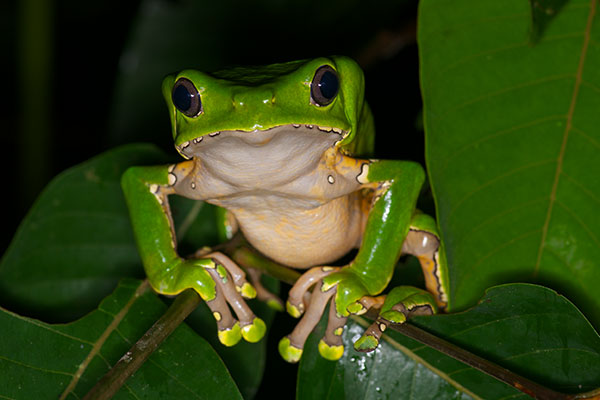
[121,56,449,362]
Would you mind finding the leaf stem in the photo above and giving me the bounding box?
[85,263,597,399]
[82,287,201,400]
[367,309,599,400]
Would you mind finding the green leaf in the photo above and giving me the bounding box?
[419,0,600,329]
[0,143,275,398]
[0,279,242,400]
[0,144,172,321]
[298,284,600,399]
[408,284,600,395]
[529,0,571,43]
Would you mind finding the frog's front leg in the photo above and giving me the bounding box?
[121,164,266,346]
[279,160,439,362]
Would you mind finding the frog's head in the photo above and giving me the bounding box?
[162,56,374,159]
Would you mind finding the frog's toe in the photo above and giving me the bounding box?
[352,287,437,353]
[218,322,242,346]
[204,281,244,346]
[383,286,438,319]
[353,320,385,353]
[205,262,266,344]
[318,339,344,361]
[317,297,347,361]
[241,317,266,343]
[280,285,336,363]
[237,282,257,299]
[246,268,283,310]
[286,266,337,318]
[278,336,303,363]
[205,251,256,298]
[267,298,285,312]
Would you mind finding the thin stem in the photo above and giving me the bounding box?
[378,315,567,400]
[84,259,597,400]
[82,288,201,400]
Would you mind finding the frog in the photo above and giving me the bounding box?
[121,56,450,363]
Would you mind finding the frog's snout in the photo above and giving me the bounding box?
[232,87,275,108]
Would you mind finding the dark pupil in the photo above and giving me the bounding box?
[173,84,192,112]
[318,71,338,100]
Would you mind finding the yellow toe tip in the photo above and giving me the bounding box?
[218,322,242,347]
[286,301,303,318]
[239,282,257,299]
[318,339,344,361]
[278,337,303,363]
[241,317,266,343]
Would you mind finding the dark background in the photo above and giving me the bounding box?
[2,0,424,395]
[2,0,424,251]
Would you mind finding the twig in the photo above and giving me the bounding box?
[84,258,599,400]
[82,288,201,400]
[373,314,573,400]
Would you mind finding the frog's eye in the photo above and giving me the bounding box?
[310,65,339,107]
[172,78,202,117]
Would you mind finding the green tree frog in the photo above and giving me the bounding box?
[121,56,449,363]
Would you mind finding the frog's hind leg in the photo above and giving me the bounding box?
[355,213,448,353]
[402,213,449,309]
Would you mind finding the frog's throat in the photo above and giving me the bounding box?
[175,124,349,160]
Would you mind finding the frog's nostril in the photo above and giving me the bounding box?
[233,88,275,107]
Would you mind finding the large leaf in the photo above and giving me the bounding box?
[297,284,600,399]
[0,144,171,321]
[0,144,274,398]
[0,279,242,399]
[420,0,600,328]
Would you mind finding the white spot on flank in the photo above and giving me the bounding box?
[356,163,370,184]
[327,175,335,184]
[168,173,177,186]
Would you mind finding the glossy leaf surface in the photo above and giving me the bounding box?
[420,0,600,329]
[298,284,600,399]
[0,144,273,398]
[0,279,242,399]
[0,144,170,321]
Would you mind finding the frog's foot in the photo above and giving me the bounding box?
[279,267,375,363]
[354,286,437,353]
[246,268,284,311]
[200,252,266,346]
[279,282,339,363]
[285,267,337,318]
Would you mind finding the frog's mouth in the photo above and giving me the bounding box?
[175,124,348,159]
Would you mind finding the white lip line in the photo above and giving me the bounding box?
[176,124,347,153]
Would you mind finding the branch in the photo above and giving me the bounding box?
[84,255,598,400]
[82,287,201,400]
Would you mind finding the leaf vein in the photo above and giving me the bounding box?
[534,0,597,276]
[448,159,555,222]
